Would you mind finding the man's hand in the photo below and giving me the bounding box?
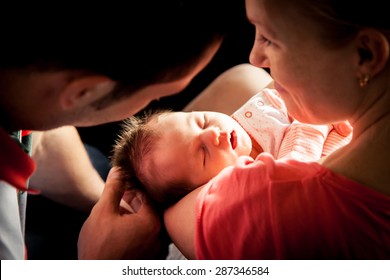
[78,167,162,259]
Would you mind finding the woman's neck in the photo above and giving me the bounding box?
[322,109,390,195]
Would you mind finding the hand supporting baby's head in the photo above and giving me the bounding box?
[111,109,194,208]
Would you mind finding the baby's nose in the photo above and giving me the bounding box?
[218,131,229,143]
[201,127,220,146]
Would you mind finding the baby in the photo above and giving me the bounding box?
[111,89,351,205]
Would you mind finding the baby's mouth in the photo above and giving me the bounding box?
[230,130,237,149]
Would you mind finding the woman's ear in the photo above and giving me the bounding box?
[355,28,390,79]
[60,75,116,110]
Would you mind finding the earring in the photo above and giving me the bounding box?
[359,74,370,88]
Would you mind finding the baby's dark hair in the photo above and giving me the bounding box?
[111,109,193,207]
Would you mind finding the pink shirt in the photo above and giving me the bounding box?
[232,89,351,161]
[195,153,390,259]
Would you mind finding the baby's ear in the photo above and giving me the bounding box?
[355,28,389,78]
[59,75,115,110]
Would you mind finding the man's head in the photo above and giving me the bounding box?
[0,1,243,130]
[112,110,252,205]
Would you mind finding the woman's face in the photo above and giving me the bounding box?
[146,111,252,191]
[245,0,360,124]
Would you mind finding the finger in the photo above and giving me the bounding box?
[98,167,126,214]
[119,199,134,214]
[121,189,140,213]
[133,196,161,227]
[333,121,353,137]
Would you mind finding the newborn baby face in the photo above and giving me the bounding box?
[148,111,252,191]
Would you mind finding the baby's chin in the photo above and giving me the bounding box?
[237,135,252,156]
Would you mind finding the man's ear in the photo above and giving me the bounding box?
[355,28,389,78]
[60,75,116,110]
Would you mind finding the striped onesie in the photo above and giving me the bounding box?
[232,89,352,161]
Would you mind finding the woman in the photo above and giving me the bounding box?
[164,0,390,259]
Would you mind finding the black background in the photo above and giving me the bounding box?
[77,15,255,158]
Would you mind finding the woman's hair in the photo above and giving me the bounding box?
[268,0,390,47]
[0,0,244,108]
[111,109,193,207]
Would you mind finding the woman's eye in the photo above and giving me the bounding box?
[258,35,272,46]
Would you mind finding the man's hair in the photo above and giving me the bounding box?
[0,1,243,108]
[111,109,194,207]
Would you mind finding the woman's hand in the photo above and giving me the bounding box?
[78,167,162,259]
[332,121,353,137]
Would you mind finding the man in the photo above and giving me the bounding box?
[0,1,241,259]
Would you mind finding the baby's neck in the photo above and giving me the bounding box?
[250,136,263,159]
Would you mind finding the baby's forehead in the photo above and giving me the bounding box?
[145,112,172,131]
[158,111,190,119]
[151,112,193,150]
[152,111,193,129]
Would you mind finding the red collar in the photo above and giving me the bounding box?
[0,127,37,192]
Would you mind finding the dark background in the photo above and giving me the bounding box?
[77,16,255,158]
[26,13,256,260]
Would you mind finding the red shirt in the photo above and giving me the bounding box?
[196,153,390,259]
[0,127,36,191]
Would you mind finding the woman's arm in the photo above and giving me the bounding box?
[184,64,273,115]
[164,186,203,259]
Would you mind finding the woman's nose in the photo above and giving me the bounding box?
[249,44,270,68]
